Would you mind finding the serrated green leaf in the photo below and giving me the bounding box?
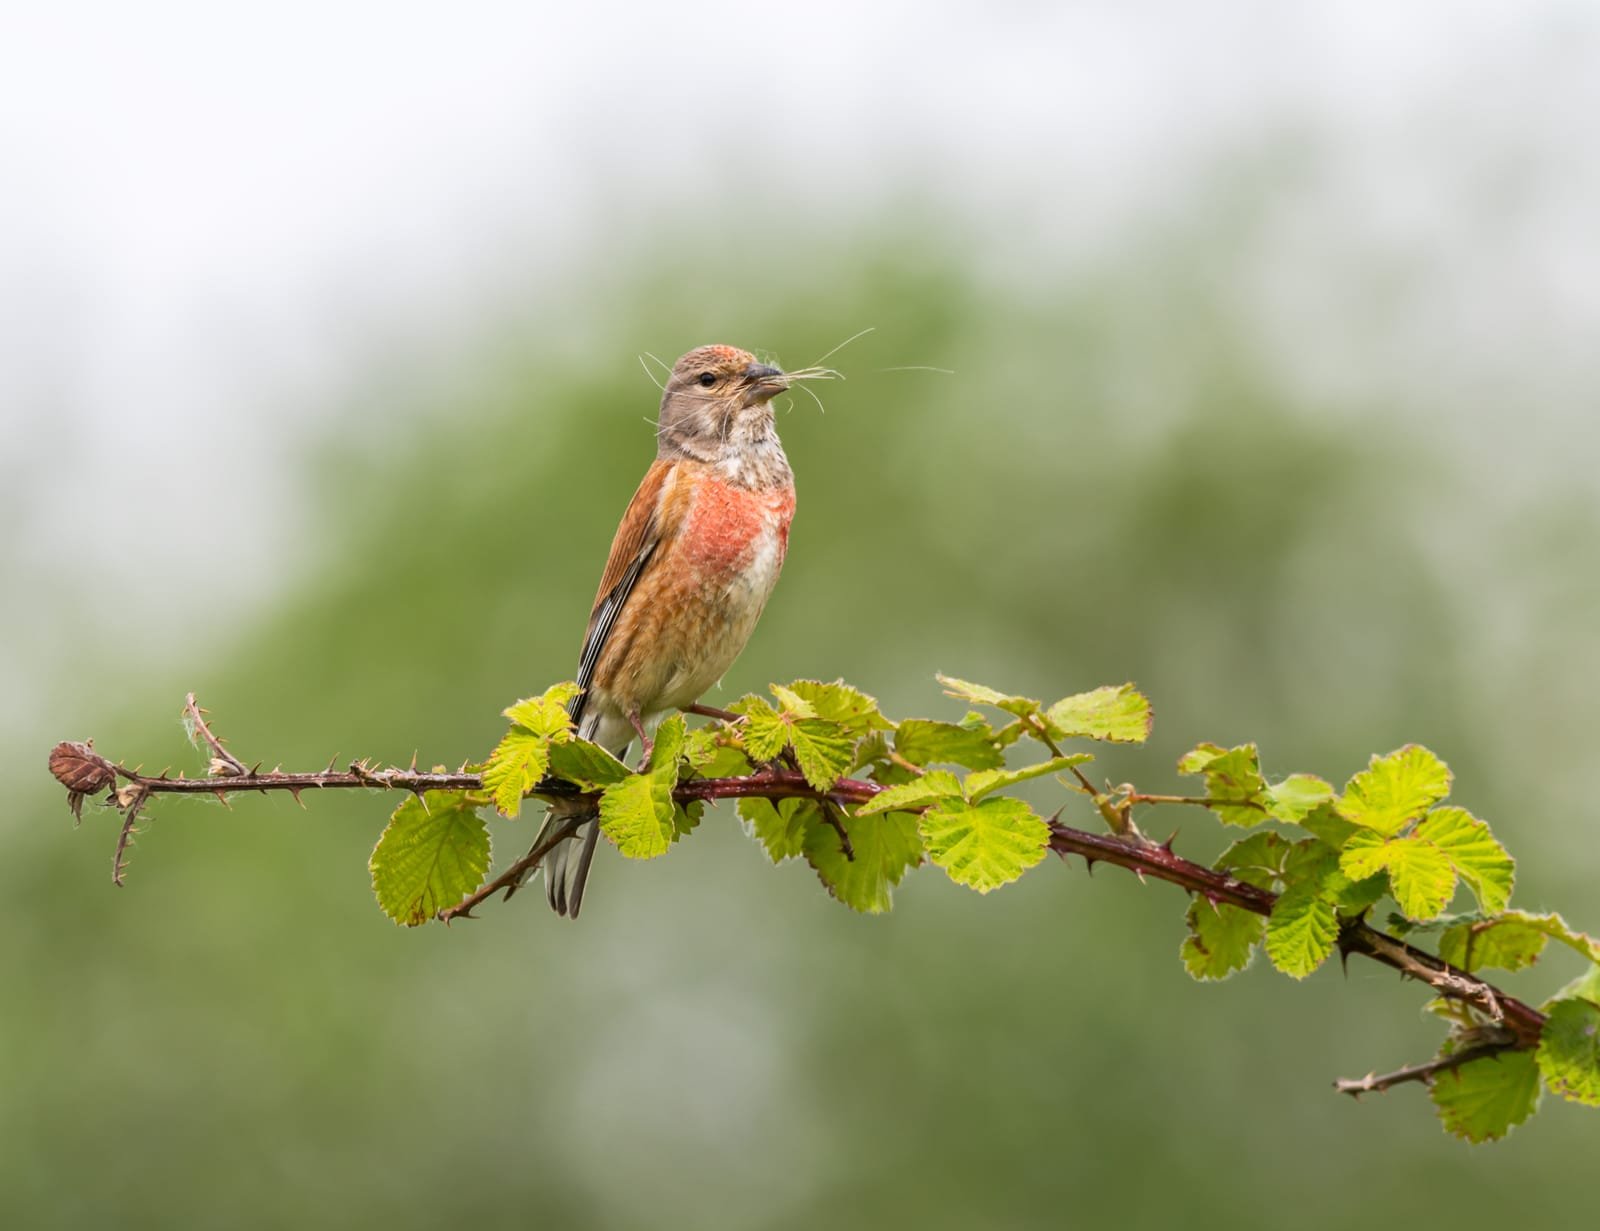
[1263,774,1335,825]
[502,681,581,736]
[1536,997,1600,1106]
[768,682,817,717]
[784,679,893,733]
[482,727,552,818]
[1415,807,1514,915]
[936,673,1041,719]
[1265,886,1338,978]
[1044,684,1152,744]
[788,719,857,792]
[695,739,754,781]
[732,696,790,763]
[1432,1048,1542,1143]
[597,715,685,860]
[1214,831,1288,890]
[1181,899,1264,981]
[1337,745,1452,836]
[545,738,631,790]
[804,809,923,914]
[919,796,1048,893]
[894,719,1004,770]
[369,792,490,926]
[1438,917,1548,973]
[673,800,702,840]
[679,726,723,771]
[1341,831,1457,921]
[1177,742,1266,826]
[1297,802,1363,849]
[738,796,820,864]
[853,771,964,816]
[963,753,1094,802]
[1490,910,1600,964]
[1331,871,1389,913]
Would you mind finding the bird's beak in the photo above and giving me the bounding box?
[742,362,789,406]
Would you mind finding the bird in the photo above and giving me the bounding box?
[533,344,797,918]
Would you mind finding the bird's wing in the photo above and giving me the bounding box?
[571,458,685,725]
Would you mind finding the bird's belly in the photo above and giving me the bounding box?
[592,477,794,726]
[641,482,792,712]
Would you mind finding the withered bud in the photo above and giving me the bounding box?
[49,741,116,795]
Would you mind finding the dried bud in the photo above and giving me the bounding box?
[49,740,116,822]
[49,740,115,795]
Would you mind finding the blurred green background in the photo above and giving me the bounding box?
[6,6,1600,1229]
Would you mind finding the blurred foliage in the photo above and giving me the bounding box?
[8,220,1600,1228]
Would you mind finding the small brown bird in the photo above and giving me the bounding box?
[535,344,797,917]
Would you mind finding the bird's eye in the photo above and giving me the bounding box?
[697,372,717,388]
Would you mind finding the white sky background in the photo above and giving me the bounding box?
[3,1,1599,740]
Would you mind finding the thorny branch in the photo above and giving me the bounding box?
[47,697,1548,1091]
[1332,1029,1520,1097]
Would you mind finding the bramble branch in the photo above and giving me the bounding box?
[47,695,1548,1076]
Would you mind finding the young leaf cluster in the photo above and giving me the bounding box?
[1172,741,1598,1141]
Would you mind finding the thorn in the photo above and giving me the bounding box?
[409,750,419,772]
[212,789,231,808]
[1083,856,1097,875]
[1134,868,1147,884]
[1162,829,1179,851]
[250,761,262,775]
[289,787,305,809]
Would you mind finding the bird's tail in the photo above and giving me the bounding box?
[529,797,601,919]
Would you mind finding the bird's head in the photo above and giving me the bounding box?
[656,344,789,462]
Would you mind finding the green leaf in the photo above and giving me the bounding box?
[1181,899,1264,981]
[369,792,490,927]
[1438,917,1548,973]
[694,739,755,781]
[804,810,923,914]
[502,681,581,736]
[1044,684,1152,744]
[1415,807,1514,915]
[1176,742,1266,827]
[1432,1048,1542,1143]
[1337,745,1452,836]
[738,796,820,864]
[894,719,1004,770]
[482,727,552,818]
[1341,831,1457,921]
[1214,831,1288,890]
[1331,871,1390,914]
[1263,774,1335,825]
[1536,997,1600,1107]
[1485,910,1600,964]
[545,738,631,789]
[783,679,893,733]
[1265,886,1338,979]
[853,771,964,816]
[731,696,790,762]
[1297,802,1363,849]
[788,719,857,792]
[919,796,1049,893]
[730,689,858,790]
[936,673,1042,719]
[768,682,816,717]
[597,715,685,860]
[963,753,1093,802]
[481,682,583,817]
